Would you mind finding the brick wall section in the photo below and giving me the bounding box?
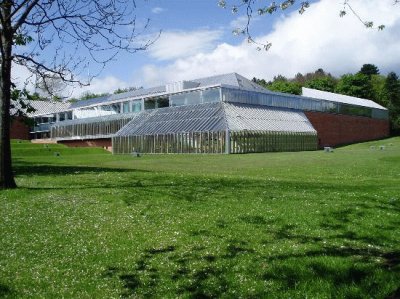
[305,111,390,148]
[58,138,112,151]
[10,117,30,140]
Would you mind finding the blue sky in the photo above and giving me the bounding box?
[13,0,400,97]
[102,0,309,78]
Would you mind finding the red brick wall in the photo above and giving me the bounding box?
[58,138,112,151]
[305,111,390,148]
[10,117,30,140]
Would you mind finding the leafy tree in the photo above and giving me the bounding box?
[267,80,302,95]
[359,64,380,78]
[335,73,373,100]
[254,74,301,95]
[385,72,400,133]
[370,74,387,107]
[304,76,337,93]
[79,92,110,101]
[294,72,305,85]
[252,77,267,87]
[273,74,288,82]
[0,0,154,189]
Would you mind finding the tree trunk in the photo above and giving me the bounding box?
[0,4,17,189]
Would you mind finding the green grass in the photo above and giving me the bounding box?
[1,138,400,298]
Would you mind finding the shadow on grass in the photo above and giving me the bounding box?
[0,283,11,296]
[13,164,150,176]
[103,202,400,297]
[105,240,400,298]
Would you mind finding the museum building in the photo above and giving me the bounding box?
[12,73,389,154]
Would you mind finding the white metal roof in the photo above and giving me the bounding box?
[302,87,387,110]
[224,103,316,133]
[115,102,316,137]
[115,102,227,136]
[11,100,71,117]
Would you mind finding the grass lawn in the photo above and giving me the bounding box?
[1,138,399,298]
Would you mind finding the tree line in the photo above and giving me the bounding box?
[252,64,400,134]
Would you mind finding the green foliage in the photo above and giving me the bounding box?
[1,138,400,298]
[305,76,337,92]
[267,80,302,95]
[359,64,380,77]
[385,72,400,133]
[10,88,41,117]
[13,33,33,46]
[370,74,387,107]
[335,73,373,100]
[79,92,110,101]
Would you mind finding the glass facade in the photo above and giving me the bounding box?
[144,96,169,110]
[122,101,130,113]
[33,84,388,138]
[221,87,387,120]
[112,130,317,154]
[170,88,220,107]
[132,100,142,112]
[100,103,121,114]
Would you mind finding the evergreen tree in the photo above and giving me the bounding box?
[385,72,400,133]
[359,64,380,78]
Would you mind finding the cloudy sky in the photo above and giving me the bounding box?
[13,0,400,98]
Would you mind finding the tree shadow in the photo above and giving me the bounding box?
[0,283,11,297]
[13,164,150,177]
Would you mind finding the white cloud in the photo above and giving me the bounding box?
[147,29,223,61]
[70,76,130,98]
[11,63,130,99]
[230,16,250,30]
[230,15,261,31]
[151,7,164,14]
[137,0,400,86]
[11,63,36,90]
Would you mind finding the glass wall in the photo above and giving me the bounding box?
[132,100,142,112]
[112,130,317,154]
[221,87,387,120]
[51,114,136,139]
[122,101,130,113]
[170,88,221,107]
[113,131,227,154]
[144,96,169,110]
[100,103,121,114]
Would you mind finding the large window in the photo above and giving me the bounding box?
[132,100,142,112]
[145,96,169,110]
[122,101,130,113]
[170,90,204,107]
[66,111,73,120]
[202,88,220,103]
[100,103,121,114]
[74,107,98,119]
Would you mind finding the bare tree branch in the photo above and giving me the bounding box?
[12,0,39,31]
[220,0,390,51]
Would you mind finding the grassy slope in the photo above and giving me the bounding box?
[0,139,399,298]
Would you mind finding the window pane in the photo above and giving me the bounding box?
[202,88,220,103]
[132,100,142,112]
[145,98,156,110]
[122,102,130,113]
